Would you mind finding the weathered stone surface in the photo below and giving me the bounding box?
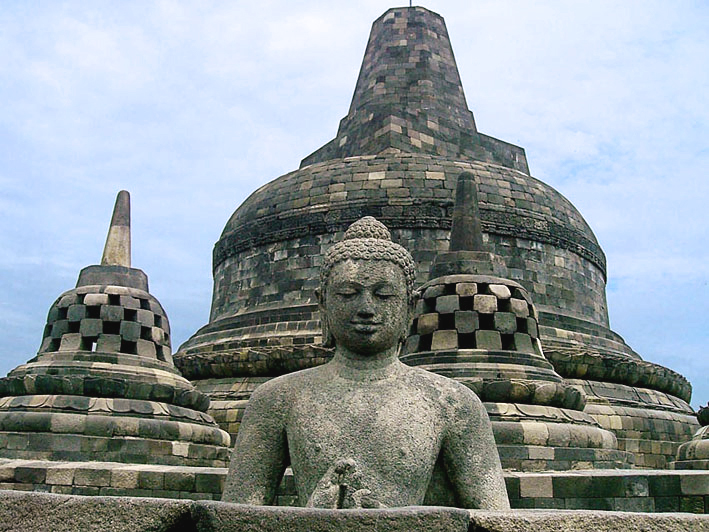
[0,192,231,480]
[222,218,508,509]
[0,490,193,532]
[468,509,709,531]
[193,502,470,532]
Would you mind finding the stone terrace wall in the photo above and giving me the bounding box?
[1,490,709,532]
[3,461,709,515]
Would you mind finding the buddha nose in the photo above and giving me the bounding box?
[357,292,375,317]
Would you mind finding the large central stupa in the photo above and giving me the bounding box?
[174,6,697,470]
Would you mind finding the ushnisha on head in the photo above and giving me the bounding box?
[318,217,416,350]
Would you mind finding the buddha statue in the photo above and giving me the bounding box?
[222,217,509,510]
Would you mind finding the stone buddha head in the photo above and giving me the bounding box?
[317,217,416,357]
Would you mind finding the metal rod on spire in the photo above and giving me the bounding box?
[101,190,131,267]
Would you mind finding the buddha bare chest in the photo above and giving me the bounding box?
[285,378,444,471]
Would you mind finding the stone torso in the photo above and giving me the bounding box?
[284,362,448,507]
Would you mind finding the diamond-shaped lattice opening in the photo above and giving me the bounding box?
[103,321,120,334]
[501,334,515,351]
[82,337,99,352]
[479,313,493,330]
[459,333,475,349]
[46,338,61,352]
[459,296,475,311]
[157,345,168,362]
[418,334,432,351]
[439,313,455,330]
[120,340,137,355]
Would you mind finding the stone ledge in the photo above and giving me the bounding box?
[1,490,709,532]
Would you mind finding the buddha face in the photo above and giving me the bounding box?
[322,259,409,357]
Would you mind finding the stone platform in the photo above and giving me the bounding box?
[3,460,709,514]
[1,490,708,532]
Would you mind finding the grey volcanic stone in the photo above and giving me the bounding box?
[468,509,709,532]
[222,218,508,510]
[0,490,193,532]
[193,502,470,532]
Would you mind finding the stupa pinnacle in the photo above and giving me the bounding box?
[302,7,528,173]
[101,190,131,267]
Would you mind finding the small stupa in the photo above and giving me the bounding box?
[402,173,632,470]
[0,192,230,493]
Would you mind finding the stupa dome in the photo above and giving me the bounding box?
[175,6,696,469]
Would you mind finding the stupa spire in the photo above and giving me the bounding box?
[449,172,484,252]
[301,7,528,173]
[101,190,131,267]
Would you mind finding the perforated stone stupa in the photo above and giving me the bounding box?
[0,192,230,497]
[402,172,630,470]
[175,6,697,470]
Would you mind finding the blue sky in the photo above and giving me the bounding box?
[1,1,708,407]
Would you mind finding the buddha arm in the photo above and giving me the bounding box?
[221,381,290,505]
[442,389,510,510]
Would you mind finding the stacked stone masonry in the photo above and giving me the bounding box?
[4,464,709,515]
[40,285,171,362]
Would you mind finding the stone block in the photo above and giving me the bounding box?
[435,295,459,314]
[136,339,157,358]
[164,471,195,491]
[119,296,140,309]
[455,311,478,334]
[422,284,445,299]
[120,321,141,342]
[519,475,553,498]
[455,282,477,296]
[14,466,47,484]
[488,284,511,299]
[681,474,709,495]
[59,334,82,351]
[526,318,539,338]
[510,298,529,317]
[51,320,71,337]
[46,468,75,486]
[83,293,109,306]
[195,473,224,494]
[474,294,497,313]
[96,334,122,352]
[138,471,164,490]
[680,496,705,513]
[74,468,112,487]
[0,490,193,532]
[136,309,155,327]
[493,312,516,334]
[475,330,502,350]
[80,319,103,337]
[513,333,535,354]
[416,313,438,335]
[431,330,458,350]
[110,470,139,489]
[149,326,165,344]
[67,304,87,321]
[192,503,471,532]
[100,305,124,322]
